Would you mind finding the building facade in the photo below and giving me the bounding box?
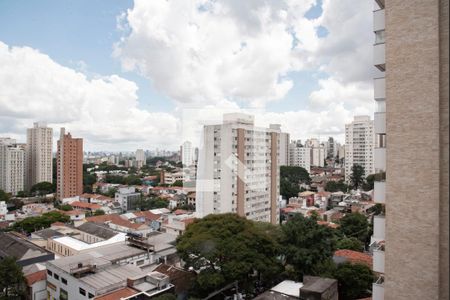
[0,138,25,195]
[181,141,194,167]
[135,149,146,169]
[371,0,449,300]
[289,140,311,173]
[25,122,53,190]
[56,128,83,200]
[344,116,375,182]
[115,187,141,211]
[196,113,282,224]
[305,138,325,167]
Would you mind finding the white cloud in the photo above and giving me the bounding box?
[114,0,319,108]
[0,41,179,151]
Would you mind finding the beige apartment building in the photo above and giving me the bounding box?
[25,122,53,190]
[371,0,448,300]
[0,138,25,196]
[56,128,83,200]
[196,113,283,224]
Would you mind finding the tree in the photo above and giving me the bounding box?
[325,180,349,193]
[280,214,336,280]
[83,173,97,193]
[336,237,364,252]
[280,166,311,199]
[349,164,365,190]
[176,214,282,297]
[93,209,105,216]
[30,181,55,196]
[139,197,168,210]
[151,294,177,300]
[339,213,369,243]
[172,180,183,187]
[0,257,26,299]
[15,191,28,198]
[333,263,374,300]
[0,189,10,202]
[362,174,375,191]
[124,175,142,185]
[13,211,69,233]
[59,204,73,211]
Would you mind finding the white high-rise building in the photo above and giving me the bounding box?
[196,113,283,224]
[275,126,290,166]
[0,138,25,195]
[26,122,53,190]
[289,140,311,173]
[135,149,146,169]
[305,138,325,167]
[344,115,375,182]
[181,141,194,167]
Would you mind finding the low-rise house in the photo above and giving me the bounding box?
[23,263,47,300]
[59,210,86,222]
[333,249,373,268]
[70,201,103,213]
[86,214,152,236]
[22,203,55,216]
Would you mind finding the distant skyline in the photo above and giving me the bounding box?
[0,0,376,151]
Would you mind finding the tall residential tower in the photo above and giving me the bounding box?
[26,122,53,190]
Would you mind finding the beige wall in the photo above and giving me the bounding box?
[385,0,448,299]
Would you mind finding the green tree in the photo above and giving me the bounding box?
[30,181,55,196]
[93,209,105,216]
[280,214,336,280]
[350,164,365,190]
[151,294,177,300]
[172,180,183,187]
[176,214,282,297]
[124,175,142,185]
[333,263,374,300]
[325,180,349,193]
[0,189,10,202]
[336,237,364,252]
[362,174,375,191]
[105,175,126,184]
[59,204,73,211]
[0,257,26,299]
[139,197,168,210]
[280,166,310,199]
[15,191,28,198]
[339,213,369,243]
[83,173,97,193]
[13,211,69,233]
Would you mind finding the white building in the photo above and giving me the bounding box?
[0,138,25,195]
[289,140,311,173]
[164,172,184,185]
[0,201,7,217]
[344,115,375,182]
[26,122,53,190]
[271,125,290,166]
[115,187,141,211]
[305,138,325,167]
[181,141,194,167]
[196,113,283,224]
[135,149,146,169]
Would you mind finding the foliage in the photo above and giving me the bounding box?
[350,164,365,190]
[13,211,70,233]
[362,174,375,191]
[367,203,383,215]
[30,181,55,196]
[104,174,142,185]
[0,257,26,299]
[325,180,349,193]
[279,214,336,280]
[333,263,374,300]
[139,197,168,210]
[125,175,142,185]
[83,173,97,193]
[280,166,310,199]
[59,204,73,211]
[93,209,105,216]
[0,189,10,202]
[176,214,282,297]
[339,213,369,243]
[151,294,177,300]
[335,237,364,252]
[172,180,183,187]
[15,191,28,198]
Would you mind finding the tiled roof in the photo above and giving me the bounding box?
[334,249,372,268]
[25,270,46,286]
[133,211,160,221]
[71,201,102,210]
[94,287,138,300]
[87,214,146,230]
[59,209,85,216]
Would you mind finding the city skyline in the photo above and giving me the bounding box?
[0,0,376,151]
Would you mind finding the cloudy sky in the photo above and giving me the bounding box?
[0,0,377,151]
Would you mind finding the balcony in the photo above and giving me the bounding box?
[373,276,385,300]
[373,244,385,273]
[374,181,385,204]
[374,147,386,171]
[373,9,385,32]
[374,77,385,100]
[374,43,385,71]
[373,215,385,241]
[374,112,386,134]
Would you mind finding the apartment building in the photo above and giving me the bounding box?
[181,140,194,167]
[56,128,83,200]
[135,149,146,169]
[196,113,282,224]
[25,122,53,190]
[115,187,141,211]
[289,140,311,173]
[0,138,25,195]
[305,138,325,167]
[344,116,375,182]
[371,1,449,300]
[277,128,290,166]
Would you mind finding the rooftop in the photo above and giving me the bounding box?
[77,222,117,240]
[333,249,373,268]
[0,232,52,262]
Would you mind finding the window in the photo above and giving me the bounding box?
[79,288,86,296]
[61,277,67,284]
[54,273,59,280]
[136,259,144,266]
[60,289,68,300]
[47,269,53,276]
[88,293,95,299]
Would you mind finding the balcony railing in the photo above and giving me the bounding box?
[373,9,385,32]
[373,243,385,273]
[374,180,385,204]
[374,112,386,134]
[374,43,385,71]
[372,276,385,300]
[373,215,385,241]
[374,147,386,171]
[374,77,385,100]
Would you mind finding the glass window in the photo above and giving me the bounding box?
[47,269,53,276]
[61,277,67,285]
[79,288,86,296]
[60,289,68,300]
[54,273,59,280]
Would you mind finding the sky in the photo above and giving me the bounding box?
[0,0,377,151]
